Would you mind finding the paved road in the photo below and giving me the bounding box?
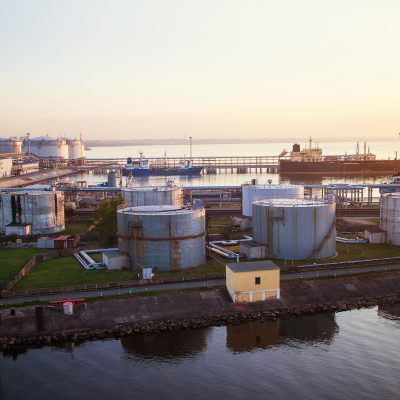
[1,264,399,306]
[0,168,77,188]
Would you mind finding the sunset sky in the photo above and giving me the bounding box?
[0,0,399,140]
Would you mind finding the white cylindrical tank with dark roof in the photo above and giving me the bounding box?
[23,136,69,159]
[252,198,336,260]
[242,182,304,217]
[380,193,400,245]
[117,205,205,271]
[122,184,183,207]
[0,190,65,235]
[0,137,22,154]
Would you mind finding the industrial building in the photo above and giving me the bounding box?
[251,198,336,260]
[0,189,65,235]
[242,181,304,217]
[226,260,280,303]
[0,158,13,178]
[122,183,183,207]
[117,205,206,271]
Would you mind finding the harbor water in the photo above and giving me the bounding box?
[2,305,399,399]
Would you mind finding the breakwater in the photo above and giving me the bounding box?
[1,273,399,350]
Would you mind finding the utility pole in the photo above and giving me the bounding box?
[189,136,193,159]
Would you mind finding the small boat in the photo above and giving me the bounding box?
[122,153,203,176]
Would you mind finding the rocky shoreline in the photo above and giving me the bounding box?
[1,293,399,351]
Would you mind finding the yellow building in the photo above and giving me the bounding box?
[226,260,280,303]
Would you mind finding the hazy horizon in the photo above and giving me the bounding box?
[1,0,399,140]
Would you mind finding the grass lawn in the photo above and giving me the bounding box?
[15,256,225,290]
[60,220,93,236]
[0,248,52,289]
[15,256,139,290]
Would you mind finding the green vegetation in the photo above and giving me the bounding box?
[155,259,225,278]
[61,220,93,236]
[94,196,125,246]
[0,248,52,289]
[15,256,138,290]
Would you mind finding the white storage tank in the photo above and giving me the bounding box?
[380,193,400,245]
[242,182,304,217]
[23,136,69,159]
[66,138,85,160]
[122,184,183,207]
[252,199,336,260]
[0,190,65,235]
[0,137,22,154]
[117,205,206,271]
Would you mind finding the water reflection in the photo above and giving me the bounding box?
[227,314,339,353]
[378,304,400,323]
[121,328,209,361]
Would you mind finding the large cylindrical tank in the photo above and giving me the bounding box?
[380,193,400,244]
[117,205,206,271]
[242,183,304,217]
[0,190,65,234]
[252,199,336,260]
[122,185,183,207]
[0,137,22,154]
[23,136,69,159]
[66,138,85,159]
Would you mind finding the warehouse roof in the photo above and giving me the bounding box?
[226,260,279,273]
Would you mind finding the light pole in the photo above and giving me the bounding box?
[189,136,192,159]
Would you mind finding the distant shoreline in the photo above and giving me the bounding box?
[86,137,397,147]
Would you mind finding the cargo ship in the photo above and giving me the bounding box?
[122,153,203,176]
[279,139,400,176]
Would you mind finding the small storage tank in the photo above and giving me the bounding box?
[108,170,118,187]
[252,199,336,260]
[23,136,69,159]
[117,205,206,271]
[0,137,22,154]
[0,190,65,235]
[242,183,304,217]
[122,184,183,207]
[66,138,85,160]
[380,193,400,245]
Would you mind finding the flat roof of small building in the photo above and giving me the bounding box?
[103,249,124,258]
[226,260,279,273]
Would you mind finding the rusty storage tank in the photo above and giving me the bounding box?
[0,137,22,154]
[380,193,400,244]
[242,182,304,217]
[122,184,183,207]
[117,205,205,271]
[0,190,65,235]
[252,198,336,260]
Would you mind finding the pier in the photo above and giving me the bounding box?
[76,155,282,174]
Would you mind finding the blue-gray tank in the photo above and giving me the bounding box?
[117,205,206,271]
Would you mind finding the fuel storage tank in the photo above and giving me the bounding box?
[117,205,205,271]
[66,138,85,160]
[0,190,65,235]
[242,182,304,217]
[252,199,336,260]
[122,184,183,207]
[380,193,400,245]
[23,136,69,159]
[0,137,22,154]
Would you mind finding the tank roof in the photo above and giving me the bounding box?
[123,185,179,192]
[253,198,330,208]
[119,205,200,215]
[0,189,57,196]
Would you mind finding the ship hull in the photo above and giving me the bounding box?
[122,166,203,176]
[279,160,400,176]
